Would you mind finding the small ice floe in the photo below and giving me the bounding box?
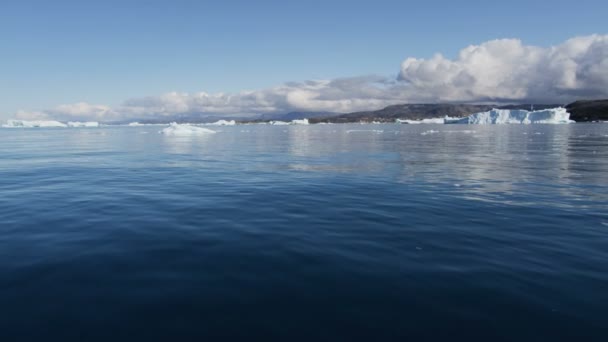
[396,118,446,124]
[421,130,439,135]
[67,121,100,127]
[159,123,216,136]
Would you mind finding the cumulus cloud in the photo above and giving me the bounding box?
[398,34,608,102]
[13,34,608,122]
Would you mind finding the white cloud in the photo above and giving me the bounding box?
[398,34,608,102]
[12,34,608,122]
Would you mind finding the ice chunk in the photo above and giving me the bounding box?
[270,121,290,125]
[445,108,573,124]
[2,119,67,128]
[396,118,448,124]
[128,122,143,126]
[290,119,309,125]
[160,123,216,136]
[207,120,236,126]
[67,121,99,127]
[421,130,439,135]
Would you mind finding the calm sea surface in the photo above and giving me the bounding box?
[1,124,607,341]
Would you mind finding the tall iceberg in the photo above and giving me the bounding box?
[445,108,573,124]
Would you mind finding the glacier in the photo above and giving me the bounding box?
[2,120,68,128]
[160,123,216,136]
[445,108,573,124]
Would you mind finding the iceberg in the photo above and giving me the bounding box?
[397,118,447,124]
[290,119,309,125]
[445,107,573,124]
[128,122,143,126]
[2,119,67,128]
[160,123,216,136]
[207,120,236,126]
[270,120,290,125]
[67,121,99,127]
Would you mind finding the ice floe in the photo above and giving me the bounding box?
[397,118,447,124]
[160,123,216,136]
[67,121,100,127]
[270,119,309,125]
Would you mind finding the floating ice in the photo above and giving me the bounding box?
[2,119,67,128]
[397,118,447,124]
[445,108,573,124]
[207,120,236,126]
[67,121,99,127]
[128,122,143,126]
[421,130,440,135]
[270,120,290,125]
[160,123,216,136]
[290,119,309,125]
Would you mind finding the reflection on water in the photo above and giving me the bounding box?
[3,124,606,207]
[1,123,608,341]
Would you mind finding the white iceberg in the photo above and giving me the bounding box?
[290,118,309,125]
[445,108,574,124]
[270,120,290,125]
[128,122,143,126]
[207,119,236,126]
[397,118,447,124]
[2,119,67,128]
[160,123,216,136]
[67,121,99,127]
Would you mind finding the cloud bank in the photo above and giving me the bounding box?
[13,34,608,122]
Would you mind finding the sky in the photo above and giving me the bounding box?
[1,0,607,121]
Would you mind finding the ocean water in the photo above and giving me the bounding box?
[1,123,607,341]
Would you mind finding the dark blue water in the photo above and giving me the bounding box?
[1,124,607,341]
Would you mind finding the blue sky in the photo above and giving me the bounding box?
[1,0,606,118]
